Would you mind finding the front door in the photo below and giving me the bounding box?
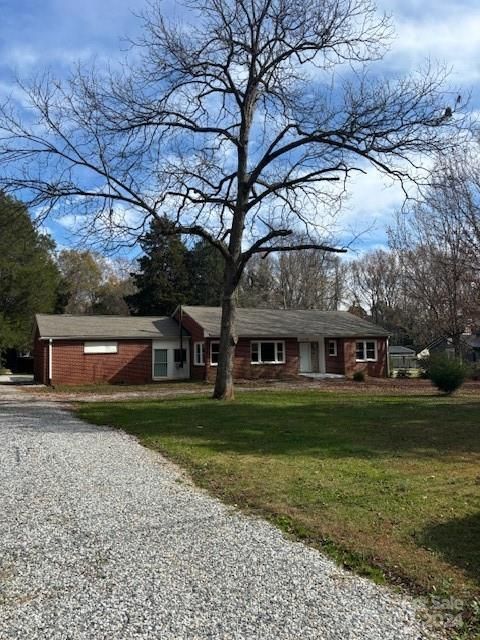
[153,348,168,378]
[299,341,325,373]
[299,342,313,372]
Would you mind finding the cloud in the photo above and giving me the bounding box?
[383,1,480,86]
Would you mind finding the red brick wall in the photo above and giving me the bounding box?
[343,337,388,377]
[175,311,207,380]
[48,339,152,385]
[324,338,345,375]
[205,337,299,382]
[33,330,48,384]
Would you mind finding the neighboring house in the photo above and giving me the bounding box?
[417,332,480,363]
[33,307,389,385]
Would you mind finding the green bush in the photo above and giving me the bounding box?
[352,370,365,382]
[428,355,467,394]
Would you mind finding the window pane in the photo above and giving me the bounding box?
[276,342,284,361]
[366,342,376,359]
[251,342,259,362]
[194,343,205,365]
[211,342,219,364]
[260,342,276,362]
[329,340,336,356]
[356,342,365,360]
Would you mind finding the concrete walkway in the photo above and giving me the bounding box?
[0,386,437,639]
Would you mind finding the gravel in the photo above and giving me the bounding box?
[0,386,439,639]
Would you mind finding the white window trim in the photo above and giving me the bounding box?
[193,342,205,366]
[251,340,286,365]
[328,339,338,357]
[210,341,220,367]
[355,339,378,362]
[84,341,118,354]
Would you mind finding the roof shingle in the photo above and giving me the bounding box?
[35,314,181,340]
[181,306,389,338]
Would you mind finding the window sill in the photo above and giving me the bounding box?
[251,361,286,365]
[355,359,377,363]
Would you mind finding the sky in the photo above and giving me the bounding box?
[0,0,478,257]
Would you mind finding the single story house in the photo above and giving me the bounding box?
[33,306,389,385]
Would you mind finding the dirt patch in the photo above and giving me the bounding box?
[21,376,480,402]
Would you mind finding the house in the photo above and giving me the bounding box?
[33,307,389,385]
[417,332,480,364]
[388,345,420,377]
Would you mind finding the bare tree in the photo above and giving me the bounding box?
[276,245,346,310]
[423,150,480,265]
[349,249,403,325]
[0,0,467,398]
[391,202,480,354]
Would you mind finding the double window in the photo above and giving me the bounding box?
[251,341,285,364]
[356,340,377,362]
[193,342,205,366]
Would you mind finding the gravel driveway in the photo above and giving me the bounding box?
[0,386,438,639]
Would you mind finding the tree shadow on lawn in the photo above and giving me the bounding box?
[418,513,480,587]
[82,396,480,460]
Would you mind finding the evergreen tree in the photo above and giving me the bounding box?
[126,218,190,315]
[0,193,62,353]
[188,240,224,306]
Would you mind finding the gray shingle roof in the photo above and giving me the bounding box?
[388,345,416,355]
[35,314,181,340]
[182,306,389,338]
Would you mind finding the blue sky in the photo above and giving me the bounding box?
[0,0,478,256]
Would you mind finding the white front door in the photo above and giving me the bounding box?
[299,342,312,372]
[299,341,326,374]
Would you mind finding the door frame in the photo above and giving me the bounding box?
[299,340,326,374]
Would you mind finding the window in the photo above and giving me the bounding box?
[84,341,118,354]
[251,341,285,364]
[356,340,377,362]
[328,340,337,356]
[174,348,187,363]
[194,342,205,366]
[210,341,220,366]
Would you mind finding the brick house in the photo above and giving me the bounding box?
[33,307,389,385]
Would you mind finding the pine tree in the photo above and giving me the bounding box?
[126,218,190,315]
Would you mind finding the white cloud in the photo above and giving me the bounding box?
[383,2,480,84]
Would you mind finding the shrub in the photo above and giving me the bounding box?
[352,370,365,382]
[428,355,467,394]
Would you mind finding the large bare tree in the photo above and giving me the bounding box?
[391,200,480,354]
[0,0,467,398]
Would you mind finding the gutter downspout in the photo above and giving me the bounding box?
[48,339,53,385]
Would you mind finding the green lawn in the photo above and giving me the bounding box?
[78,390,480,624]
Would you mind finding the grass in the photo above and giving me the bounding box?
[77,390,480,633]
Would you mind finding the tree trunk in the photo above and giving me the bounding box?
[213,262,238,400]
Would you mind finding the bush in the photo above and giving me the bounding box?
[428,355,467,394]
[352,370,365,382]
